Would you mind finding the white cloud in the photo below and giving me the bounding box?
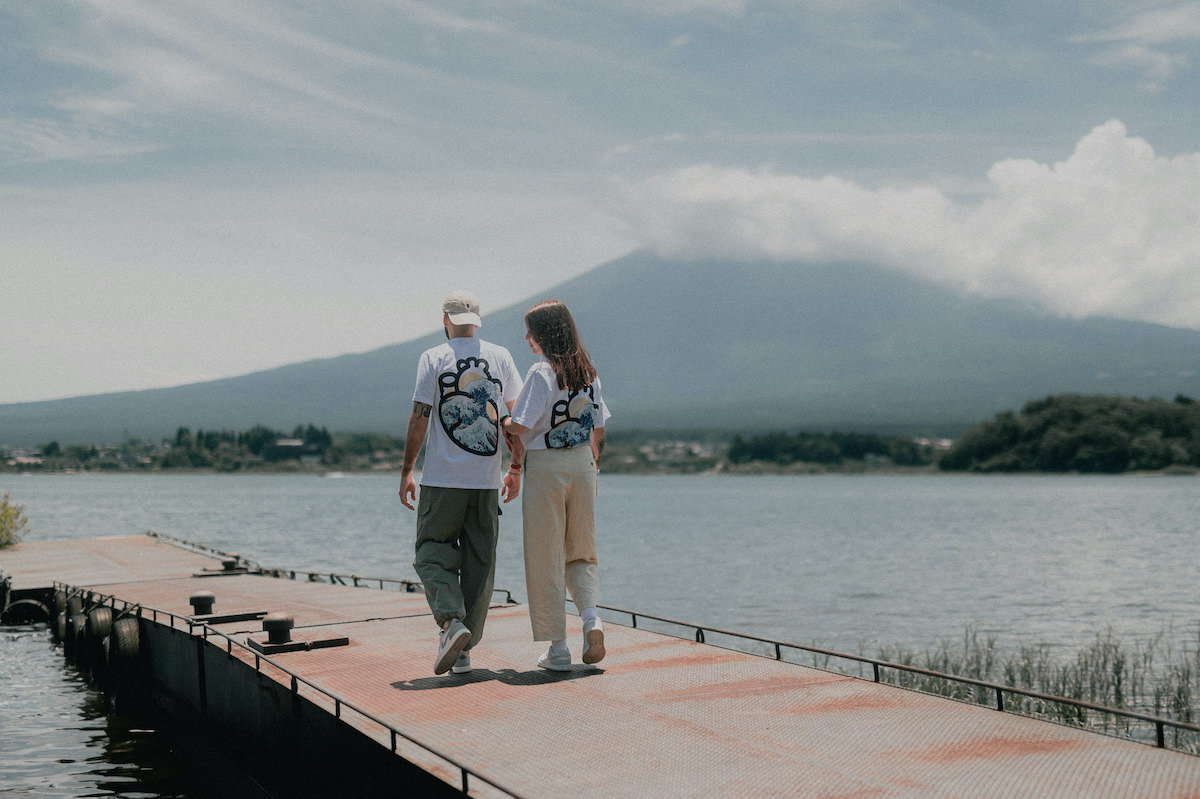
[612,120,1200,330]
[1073,3,1200,87]
[1080,3,1200,45]
[0,116,157,163]
[613,0,752,16]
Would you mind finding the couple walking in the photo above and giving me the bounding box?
[399,291,610,676]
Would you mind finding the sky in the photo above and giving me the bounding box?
[3,0,1199,404]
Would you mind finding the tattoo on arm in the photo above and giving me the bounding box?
[412,402,432,418]
[597,438,606,455]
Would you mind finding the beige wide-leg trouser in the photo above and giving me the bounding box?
[522,445,599,642]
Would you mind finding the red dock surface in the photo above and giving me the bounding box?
[4,534,1200,798]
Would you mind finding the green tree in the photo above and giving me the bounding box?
[64,444,98,463]
[238,425,281,456]
[159,448,193,469]
[302,424,332,451]
[0,493,29,548]
[941,394,1200,473]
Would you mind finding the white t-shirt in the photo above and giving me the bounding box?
[510,361,610,452]
[411,337,523,489]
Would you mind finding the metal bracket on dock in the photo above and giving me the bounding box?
[243,611,350,655]
[189,610,269,625]
[193,554,251,578]
[193,566,251,578]
[246,634,351,655]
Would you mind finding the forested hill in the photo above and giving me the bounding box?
[938,394,1200,473]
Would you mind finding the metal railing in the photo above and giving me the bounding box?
[147,531,1200,754]
[63,582,526,799]
[148,529,518,603]
[601,603,1200,754]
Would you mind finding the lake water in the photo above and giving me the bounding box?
[3,472,1200,796]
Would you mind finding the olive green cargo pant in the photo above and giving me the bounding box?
[413,486,499,650]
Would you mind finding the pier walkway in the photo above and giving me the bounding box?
[4,534,1200,798]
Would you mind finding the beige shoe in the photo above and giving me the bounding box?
[582,618,605,664]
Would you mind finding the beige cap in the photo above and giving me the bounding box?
[442,291,482,327]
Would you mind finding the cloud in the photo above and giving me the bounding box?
[5,2,525,169]
[0,116,157,163]
[611,120,1200,330]
[1079,2,1200,45]
[1072,3,1200,88]
[612,0,753,16]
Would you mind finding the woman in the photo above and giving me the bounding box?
[501,300,610,670]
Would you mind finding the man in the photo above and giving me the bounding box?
[400,291,523,675]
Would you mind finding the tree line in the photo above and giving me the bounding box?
[9,394,1200,474]
[14,425,405,473]
[727,431,936,467]
[938,394,1200,473]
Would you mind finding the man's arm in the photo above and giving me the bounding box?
[399,402,432,510]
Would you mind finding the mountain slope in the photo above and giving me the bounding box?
[4,251,1200,445]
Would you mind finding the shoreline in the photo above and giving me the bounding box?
[6,463,1197,477]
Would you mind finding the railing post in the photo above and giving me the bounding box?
[1157,722,1166,748]
[996,688,1005,712]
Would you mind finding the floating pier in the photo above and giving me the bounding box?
[3,533,1200,798]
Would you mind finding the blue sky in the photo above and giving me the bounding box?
[3,1,1199,404]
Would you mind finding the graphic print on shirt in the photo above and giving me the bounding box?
[438,357,502,455]
[545,385,598,449]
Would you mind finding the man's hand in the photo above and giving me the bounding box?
[399,472,417,510]
[399,401,431,511]
[501,470,520,503]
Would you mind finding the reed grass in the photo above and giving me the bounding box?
[868,626,1200,752]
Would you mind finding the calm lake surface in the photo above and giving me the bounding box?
[3,471,1199,796]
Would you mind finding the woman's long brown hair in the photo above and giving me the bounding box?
[524,300,597,391]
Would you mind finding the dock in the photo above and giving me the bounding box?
[3,533,1200,797]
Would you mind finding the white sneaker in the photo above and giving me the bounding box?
[537,647,572,671]
[434,619,470,675]
[451,651,472,674]
[582,618,606,665]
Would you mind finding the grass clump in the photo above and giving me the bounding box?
[872,626,1200,752]
[0,493,29,548]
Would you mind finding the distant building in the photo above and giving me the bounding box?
[6,455,44,467]
[263,438,322,465]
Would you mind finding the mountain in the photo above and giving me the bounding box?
[4,251,1200,446]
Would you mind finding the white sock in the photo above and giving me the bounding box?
[581,607,597,625]
[550,639,569,655]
